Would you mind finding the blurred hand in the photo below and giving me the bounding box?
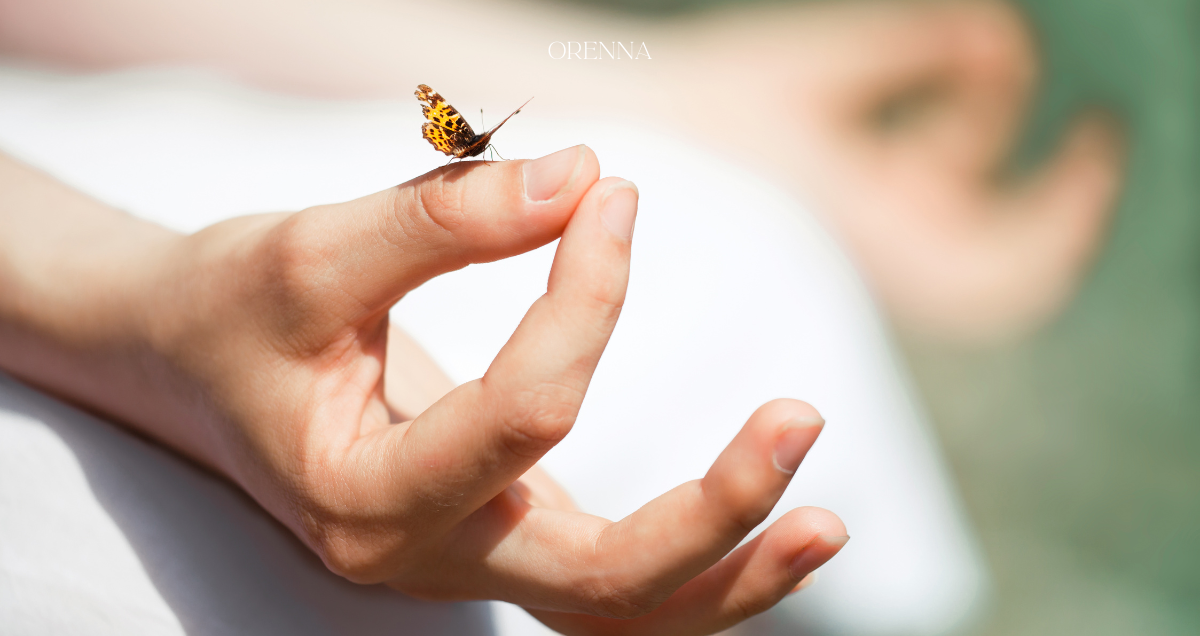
[670,0,1124,343]
[0,147,846,635]
[0,0,1123,342]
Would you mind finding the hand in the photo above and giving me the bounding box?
[664,0,1125,343]
[0,147,846,635]
[0,0,1122,343]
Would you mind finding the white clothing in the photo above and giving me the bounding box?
[0,65,986,635]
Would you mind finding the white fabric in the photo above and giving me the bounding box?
[0,372,495,636]
[0,65,987,635]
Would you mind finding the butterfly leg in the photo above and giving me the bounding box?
[487,145,509,161]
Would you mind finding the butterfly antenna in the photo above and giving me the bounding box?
[485,96,534,135]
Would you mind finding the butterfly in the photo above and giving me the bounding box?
[415,84,532,161]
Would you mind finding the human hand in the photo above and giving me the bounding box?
[665,0,1124,343]
[2,0,1121,344]
[0,147,846,634]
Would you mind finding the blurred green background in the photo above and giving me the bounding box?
[575,0,1200,633]
[906,0,1200,633]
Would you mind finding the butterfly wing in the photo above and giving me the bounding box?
[415,84,477,157]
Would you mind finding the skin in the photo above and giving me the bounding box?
[0,0,1126,343]
[0,146,846,635]
[0,0,1126,631]
[666,1,1125,343]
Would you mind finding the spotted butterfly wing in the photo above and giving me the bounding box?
[415,84,532,159]
[415,84,477,157]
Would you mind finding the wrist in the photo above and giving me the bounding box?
[0,155,222,462]
[0,210,181,356]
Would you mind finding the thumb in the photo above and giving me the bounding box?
[286,145,599,320]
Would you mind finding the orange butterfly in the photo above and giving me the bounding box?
[415,84,532,160]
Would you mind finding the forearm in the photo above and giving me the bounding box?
[0,153,219,466]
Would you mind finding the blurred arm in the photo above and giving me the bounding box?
[0,0,1127,349]
[0,0,658,107]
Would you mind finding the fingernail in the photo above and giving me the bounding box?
[524,145,583,202]
[789,535,849,580]
[772,416,825,475]
[787,571,819,595]
[600,181,638,240]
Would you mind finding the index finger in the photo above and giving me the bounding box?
[389,176,638,531]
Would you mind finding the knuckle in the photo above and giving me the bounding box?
[730,592,772,622]
[301,503,411,585]
[290,460,408,585]
[584,580,663,620]
[261,215,327,302]
[580,285,625,324]
[731,507,772,535]
[703,473,772,534]
[498,382,583,456]
[575,532,670,619]
[556,274,625,324]
[404,174,468,240]
[316,530,392,584]
[253,213,350,347]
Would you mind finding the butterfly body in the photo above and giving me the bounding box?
[415,84,531,159]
